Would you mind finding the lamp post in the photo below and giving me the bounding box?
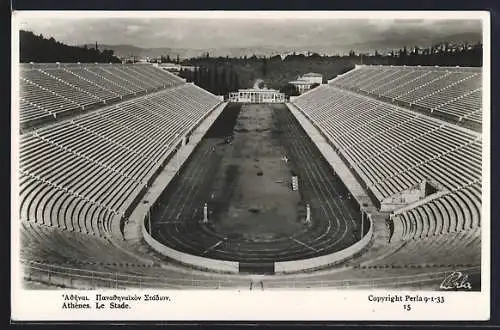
[305,204,311,225]
[202,203,208,223]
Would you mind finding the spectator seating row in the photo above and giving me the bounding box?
[370,226,480,267]
[21,215,480,289]
[21,217,479,289]
[21,220,252,289]
[21,221,232,285]
[329,65,482,126]
[19,84,221,237]
[20,218,142,267]
[19,63,185,128]
[293,84,482,241]
[295,86,481,194]
[390,183,481,241]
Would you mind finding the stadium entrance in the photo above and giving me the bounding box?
[239,262,275,275]
[229,88,285,103]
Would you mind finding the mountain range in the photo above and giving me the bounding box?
[83,44,285,59]
[83,31,482,59]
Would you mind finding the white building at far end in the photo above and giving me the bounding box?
[229,88,285,103]
[289,72,323,94]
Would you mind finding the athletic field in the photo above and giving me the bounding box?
[150,103,361,273]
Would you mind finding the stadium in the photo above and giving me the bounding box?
[13,5,489,291]
[15,60,483,290]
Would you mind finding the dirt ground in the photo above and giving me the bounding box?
[151,102,360,263]
[209,104,303,242]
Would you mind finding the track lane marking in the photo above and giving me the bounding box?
[202,240,225,255]
[155,144,216,251]
[156,144,212,221]
[291,113,361,243]
[280,109,353,248]
[289,236,320,252]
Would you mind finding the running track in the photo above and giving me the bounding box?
[150,104,362,265]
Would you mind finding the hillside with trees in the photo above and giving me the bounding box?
[179,53,357,97]
[179,42,482,98]
[20,30,121,63]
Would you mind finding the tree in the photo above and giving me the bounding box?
[172,43,482,94]
[308,52,321,60]
[261,57,268,77]
[232,70,240,91]
[200,66,207,89]
[220,65,228,95]
[270,54,282,62]
[193,67,199,84]
[212,65,219,94]
[19,30,121,63]
[280,83,300,97]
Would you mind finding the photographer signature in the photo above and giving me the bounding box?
[439,271,472,290]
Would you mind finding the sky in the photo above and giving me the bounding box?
[17,14,483,54]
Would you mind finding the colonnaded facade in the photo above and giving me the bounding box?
[229,88,285,103]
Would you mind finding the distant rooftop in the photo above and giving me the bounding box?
[302,72,323,77]
[237,88,281,92]
[158,62,180,67]
[290,80,314,85]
